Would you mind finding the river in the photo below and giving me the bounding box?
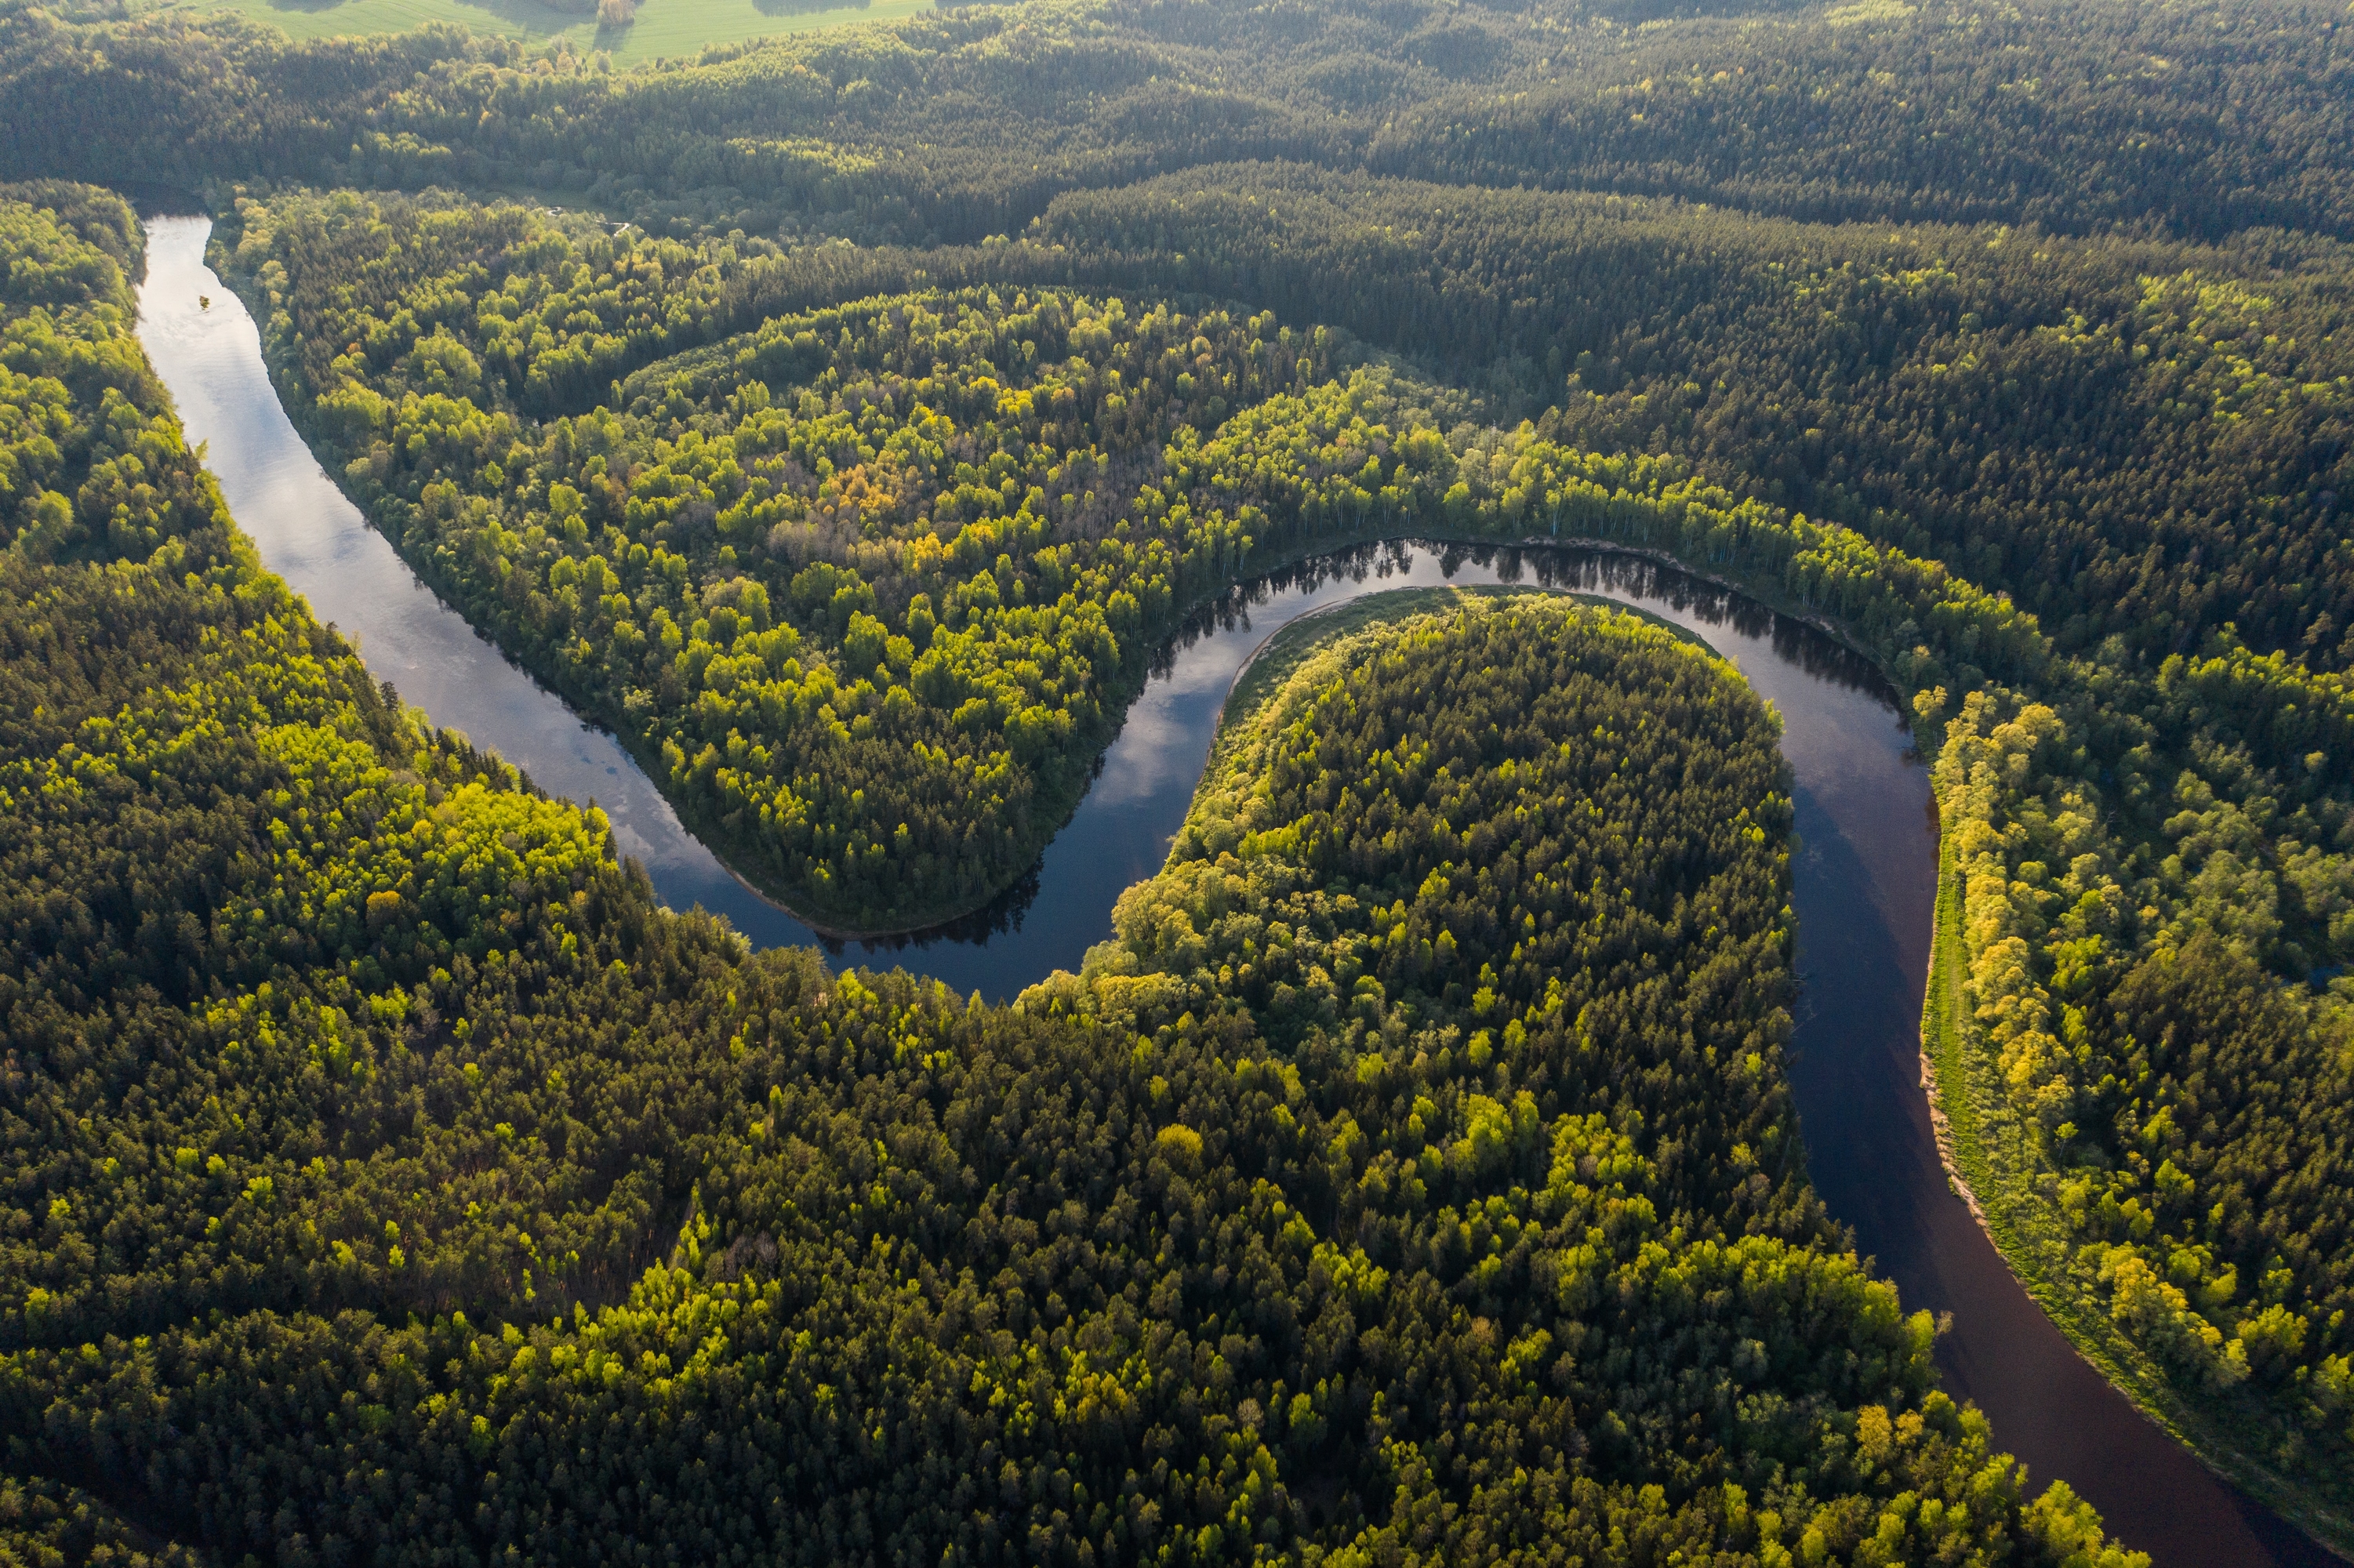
[133,213,2339,1567]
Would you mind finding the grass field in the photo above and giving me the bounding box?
[152,0,935,63]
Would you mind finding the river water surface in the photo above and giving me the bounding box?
[134,213,2338,1566]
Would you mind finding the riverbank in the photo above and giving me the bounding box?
[1116,558,2339,1566]
[1922,825,2354,1558]
[1217,583,1713,742]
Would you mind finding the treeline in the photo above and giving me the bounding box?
[0,178,776,1349]
[0,0,2339,1538]
[1024,160,2354,1516]
[213,164,2354,689]
[205,185,2029,930]
[2,0,2351,245]
[0,185,2147,1566]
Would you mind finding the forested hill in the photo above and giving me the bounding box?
[0,184,2150,1566]
[0,0,2349,245]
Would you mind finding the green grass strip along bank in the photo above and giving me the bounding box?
[1921,821,2354,1555]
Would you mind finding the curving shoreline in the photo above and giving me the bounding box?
[133,211,2337,1568]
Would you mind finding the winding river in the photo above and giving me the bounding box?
[133,214,2339,1567]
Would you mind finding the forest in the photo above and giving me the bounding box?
[105,154,2354,1536]
[0,0,2350,245]
[220,187,1375,928]
[0,183,2155,1564]
[0,0,2350,1550]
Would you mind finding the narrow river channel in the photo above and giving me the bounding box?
[133,213,2339,1567]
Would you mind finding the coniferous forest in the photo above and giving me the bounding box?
[0,0,2351,1556]
[0,190,2147,1563]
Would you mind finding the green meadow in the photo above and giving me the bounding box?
[151,0,934,63]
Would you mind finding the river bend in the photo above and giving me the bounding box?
[132,213,2335,1567]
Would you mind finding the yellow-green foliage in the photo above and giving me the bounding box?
[0,191,2150,1563]
[1931,675,2354,1474]
[4,489,2141,1561]
[234,188,1385,922]
[5,0,2352,1528]
[1047,595,1807,1241]
[187,172,2354,1516]
[0,1471,203,1567]
[0,180,766,1342]
[230,188,2056,934]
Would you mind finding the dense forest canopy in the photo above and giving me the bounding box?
[223,186,1405,927]
[1,0,2352,1547]
[155,157,2354,1531]
[0,0,2350,243]
[0,186,2151,1563]
[9,0,2347,684]
[1041,166,2354,673]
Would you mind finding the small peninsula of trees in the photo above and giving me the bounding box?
[222,188,1386,927]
